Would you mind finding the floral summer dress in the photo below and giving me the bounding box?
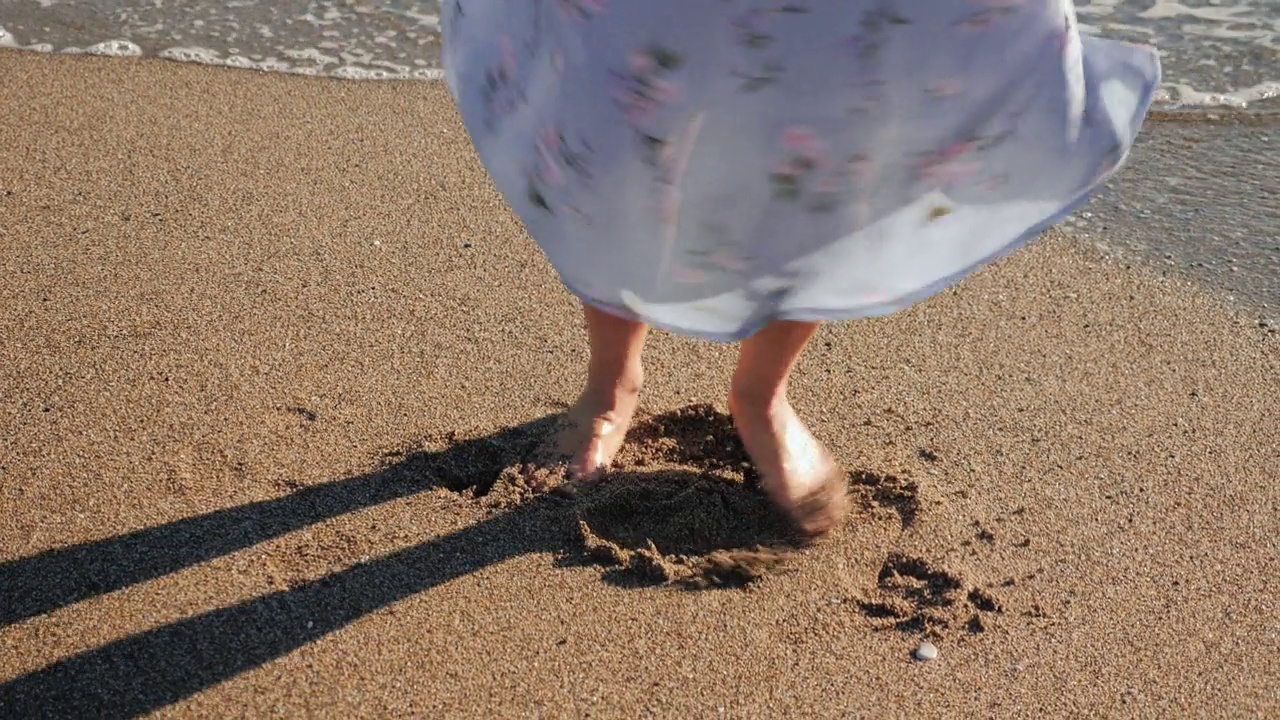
[440,1,1160,342]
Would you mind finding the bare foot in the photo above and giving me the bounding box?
[729,393,848,539]
[558,387,641,479]
[528,376,643,488]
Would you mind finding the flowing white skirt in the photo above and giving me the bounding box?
[441,0,1160,341]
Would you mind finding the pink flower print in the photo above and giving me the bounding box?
[942,140,978,159]
[481,35,526,124]
[777,126,828,177]
[708,252,751,273]
[649,78,682,103]
[611,45,684,128]
[628,48,656,75]
[538,127,562,151]
[770,126,841,209]
[926,79,965,98]
[623,97,658,125]
[813,175,844,196]
[952,6,1018,30]
[499,34,517,76]
[535,128,564,187]
[919,158,980,186]
[842,33,876,62]
[980,175,1009,192]
[558,0,606,22]
[670,264,707,284]
[525,130,595,215]
[609,77,652,123]
[732,10,770,48]
[782,125,821,157]
[918,142,981,186]
[771,157,803,180]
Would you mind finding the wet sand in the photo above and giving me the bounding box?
[1070,108,1280,326]
[1,51,1277,718]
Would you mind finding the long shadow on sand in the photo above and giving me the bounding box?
[0,416,559,629]
[0,406,817,717]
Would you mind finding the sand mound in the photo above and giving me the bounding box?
[573,474,799,589]
[386,405,831,587]
[383,404,959,589]
[614,403,757,479]
[562,405,812,588]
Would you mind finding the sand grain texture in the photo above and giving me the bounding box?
[1,51,1277,718]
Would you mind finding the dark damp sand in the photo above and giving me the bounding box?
[0,50,1277,718]
[1070,108,1280,327]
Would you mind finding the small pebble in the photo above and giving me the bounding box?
[915,641,939,662]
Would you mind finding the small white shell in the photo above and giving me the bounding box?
[914,641,939,661]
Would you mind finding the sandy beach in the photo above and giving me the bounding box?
[1,50,1277,718]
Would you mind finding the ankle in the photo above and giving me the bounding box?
[583,364,644,407]
[728,383,789,418]
[609,363,644,398]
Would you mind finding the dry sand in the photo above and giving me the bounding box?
[1,50,1277,718]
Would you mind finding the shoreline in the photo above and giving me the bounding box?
[1,50,1276,717]
[4,1,1280,113]
[5,42,1280,114]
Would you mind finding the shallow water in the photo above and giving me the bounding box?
[1,0,1278,108]
[1076,0,1279,108]
[1069,115,1280,325]
[0,0,444,80]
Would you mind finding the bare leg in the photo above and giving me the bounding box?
[729,321,847,538]
[547,303,648,480]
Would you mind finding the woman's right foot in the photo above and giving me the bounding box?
[554,384,642,481]
[526,370,643,489]
[729,392,848,540]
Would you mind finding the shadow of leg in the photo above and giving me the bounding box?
[0,416,556,627]
[0,501,569,717]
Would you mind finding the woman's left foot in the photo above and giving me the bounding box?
[729,393,848,540]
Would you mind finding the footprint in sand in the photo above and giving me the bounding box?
[855,552,1006,637]
[392,404,1018,608]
